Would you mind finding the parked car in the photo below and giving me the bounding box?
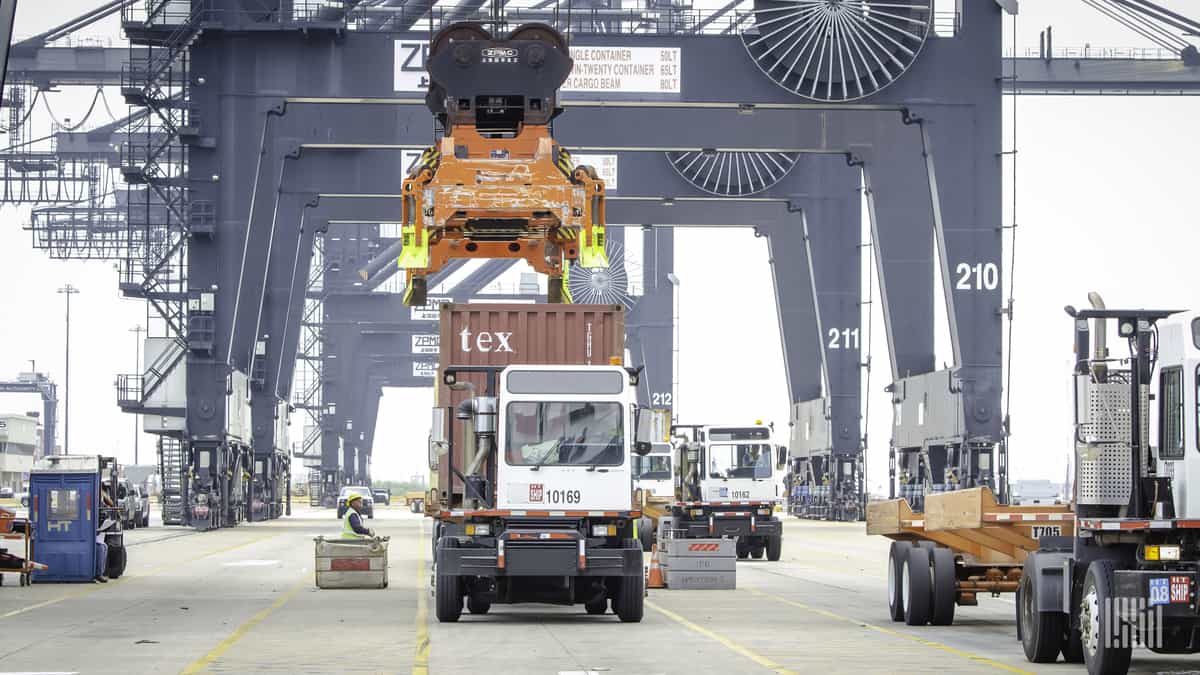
[335,486,374,520]
[0,486,13,499]
[372,488,391,506]
[131,485,151,528]
[116,480,142,528]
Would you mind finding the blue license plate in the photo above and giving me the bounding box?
[1149,577,1170,606]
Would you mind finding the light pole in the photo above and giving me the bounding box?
[130,324,145,464]
[57,284,80,455]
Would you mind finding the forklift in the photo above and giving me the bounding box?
[30,455,127,582]
[1019,296,1200,674]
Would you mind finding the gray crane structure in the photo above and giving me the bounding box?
[5,0,1200,526]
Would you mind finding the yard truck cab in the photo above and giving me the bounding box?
[672,423,786,560]
[1019,297,1200,674]
[430,362,652,623]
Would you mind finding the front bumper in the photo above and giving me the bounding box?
[677,514,782,539]
[437,537,642,577]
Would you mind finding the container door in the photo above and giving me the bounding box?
[31,474,95,581]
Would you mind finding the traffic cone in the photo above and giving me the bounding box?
[646,543,666,589]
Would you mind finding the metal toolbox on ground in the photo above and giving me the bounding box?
[662,537,736,589]
[314,536,389,589]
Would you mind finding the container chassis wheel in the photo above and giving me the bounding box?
[930,547,957,626]
[887,541,908,621]
[902,545,932,626]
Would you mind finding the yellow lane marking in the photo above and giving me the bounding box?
[413,519,430,675]
[748,589,1034,675]
[645,599,798,675]
[181,577,307,674]
[0,531,280,621]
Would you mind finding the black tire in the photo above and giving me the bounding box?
[1019,566,1063,663]
[930,547,957,626]
[615,573,644,623]
[436,573,463,622]
[902,545,932,626]
[639,523,653,553]
[106,545,127,579]
[1081,560,1131,675]
[766,536,782,562]
[467,595,491,615]
[336,506,345,519]
[367,512,374,520]
[736,542,749,560]
[887,541,908,622]
[1063,626,1085,663]
[751,545,765,560]
[585,598,607,615]
[436,538,463,622]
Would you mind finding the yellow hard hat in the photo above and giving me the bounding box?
[346,492,363,504]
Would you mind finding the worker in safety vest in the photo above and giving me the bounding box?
[341,493,375,539]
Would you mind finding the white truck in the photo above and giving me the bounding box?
[430,363,653,622]
[671,423,786,560]
[1019,302,1200,674]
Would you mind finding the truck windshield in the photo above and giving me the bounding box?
[633,455,671,480]
[506,401,624,466]
[708,443,772,479]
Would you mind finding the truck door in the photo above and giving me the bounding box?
[31,473,95,581]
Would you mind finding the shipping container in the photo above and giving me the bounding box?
[434,303,625,508]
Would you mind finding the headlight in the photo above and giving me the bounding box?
[591,524,617,537]
[1145,545,1181,561]
[465,523,490,536]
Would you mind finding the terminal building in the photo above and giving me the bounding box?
[0,414,41,492]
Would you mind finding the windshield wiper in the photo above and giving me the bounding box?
[529,440,563,471]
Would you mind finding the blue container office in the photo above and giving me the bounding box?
[30,455,121,582]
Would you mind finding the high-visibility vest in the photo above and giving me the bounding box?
[342,507,366,539]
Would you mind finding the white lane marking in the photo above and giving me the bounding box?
[220,559,281,567]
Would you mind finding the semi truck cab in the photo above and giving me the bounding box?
[672,423,786,560]
[431,363,650,622]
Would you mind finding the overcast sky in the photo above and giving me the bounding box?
[1,1,1197,493]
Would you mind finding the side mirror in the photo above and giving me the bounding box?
[634,408,654,456]
[776,445,788,471]
[686,444,700,464]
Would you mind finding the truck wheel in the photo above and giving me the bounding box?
[766,536,782,562]
[1018,566,1063,663]
[467,595,491,615]
[436,573,463,622]
[1062,626,1084,663]
[106,545,127,579]
[615,573,644,623]
[887,542,908,621]
[585,598,607,615]
[930,547,957,626]
[751,545,765,559]
[1081,560,1131,675]
[736,541,749,560]
[902,545,932,626]
[639,521,653,552]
